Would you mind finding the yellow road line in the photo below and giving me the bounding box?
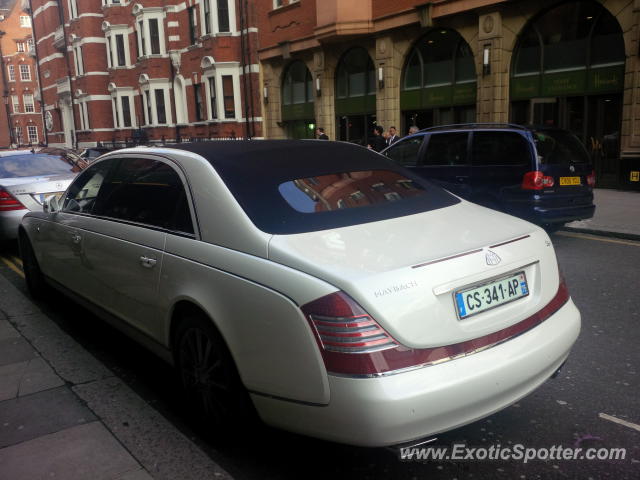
[557,231,640,247]
[0,255,25,278]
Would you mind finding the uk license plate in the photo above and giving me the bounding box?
[455,271,529,320]
[559,176,581,186]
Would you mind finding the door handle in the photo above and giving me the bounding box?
[71,233,81,244]
[140,256,157,268]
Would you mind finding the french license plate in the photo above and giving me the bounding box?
[559,176,581,186]
[455,271,529,320]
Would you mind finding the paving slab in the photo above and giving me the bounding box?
[0,357,63,402]
[0,318,20,340]
[0,421,142,480]
[0,336,36,367]
[73,376,232,480]
[0,385,96,448]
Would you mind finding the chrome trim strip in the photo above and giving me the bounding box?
[411,248,483,269]
[490,234,530,249]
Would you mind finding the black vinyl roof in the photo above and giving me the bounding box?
[164,140,460,234]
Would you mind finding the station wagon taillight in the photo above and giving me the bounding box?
[522,171,555,190]
[0,189,25,211]
[302,280,570,376]
[586,170,596,188]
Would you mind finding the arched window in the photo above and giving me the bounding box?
[400,29,476,128]
[335,48,375,99]
[282,61,314,106]
[512,1,625,95]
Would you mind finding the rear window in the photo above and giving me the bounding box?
[533,130,590,165]
[199,141,460,235]
[472,131,531,166]
[0,153,84,178]
[280,171,426,213]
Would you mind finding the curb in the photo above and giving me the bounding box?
[560,226,640,242]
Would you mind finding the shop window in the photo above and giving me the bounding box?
[335,48,375,99]
[282,61,313,106]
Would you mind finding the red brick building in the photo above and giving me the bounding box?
[1,0,43,148]
[31,0,262,149]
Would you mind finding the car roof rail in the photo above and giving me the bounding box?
[418,123,530,133]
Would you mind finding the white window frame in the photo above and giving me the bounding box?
[19,16,31,28]
[11,95,20,113]
[7,65,15,82]
[109,85,137,129]
[72,43,84,76]
[16,42,25,52]
[134,8,166,58]
[202,60,241,122]
[273,0,284,9]
[68,0,78,19]
[77,98,90,131]
[27,125,38,144]
[173,75,188,124]
[15,126,23,144]
[19,64,31,81]
[102,0,124,6]
[23,93,35,113]
[139,79,171,126]
[200,0,236,37]
[105,26,132,68]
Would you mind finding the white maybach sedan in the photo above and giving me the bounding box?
[19,141,581,447]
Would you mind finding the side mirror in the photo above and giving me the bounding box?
[43,195,61,214]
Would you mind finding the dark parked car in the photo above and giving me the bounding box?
[382,124,596,229]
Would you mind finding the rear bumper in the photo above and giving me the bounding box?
[0,209,27,241]
[505,195,595,225]
[252,298,581,447]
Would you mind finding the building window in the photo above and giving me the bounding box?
[121,96,132,127]
[73,45,84,75]
[194,83,204,121]
[155,89,166,124]
[15,126,23,144]
[273,0,284,8]
[11,95,20,113]
[19,16,31,27]
[16,42,25,52]
[27,38,34,50]
[201,0,234,35]
[106,28,131,68]
[149,18,161,55]
[19,65,31,81]
[27,126,38,144]
[217,0,229,32]
[79,101,90,130]
[188,6,198,44]
[23,94,35,113]
[222,75,235,119]
[68,0,78,19]
[135,14,165,57]
[336,48,375,99]
[144,90,152,124]
[7,65,15,82]
[115,34,126,66]
[207,76,217,119]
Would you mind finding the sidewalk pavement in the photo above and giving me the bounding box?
[563,188,640,240]
[0,273,231,480]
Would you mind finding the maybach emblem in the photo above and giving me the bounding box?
[485,250,501,266]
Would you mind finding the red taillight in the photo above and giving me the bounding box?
[586,170,596,188]
[0,189,25,212]
[301,283,570,376]
[522,171,555,190]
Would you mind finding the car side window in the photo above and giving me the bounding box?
[472,132,531,166]
[62,160,113,214]
[93,157,194,234]
[384,136,425,167]
[423,133,469,166]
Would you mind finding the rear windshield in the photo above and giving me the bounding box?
[198,141,460,235]
[0,153,84,178]
[533,130,590,165]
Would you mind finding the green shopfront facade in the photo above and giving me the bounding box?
[281,61,316,139]
[510,1,625,187]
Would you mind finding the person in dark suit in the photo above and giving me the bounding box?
[387,126,400,146]
[316,127,329,140]
[368,125,387,152]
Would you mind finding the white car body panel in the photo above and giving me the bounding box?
[269,202,559,348]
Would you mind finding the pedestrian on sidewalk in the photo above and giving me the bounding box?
[316,127,329,140]
[387,126,400,146]
[368,125,387,152]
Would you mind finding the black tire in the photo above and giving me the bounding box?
[174,315,255,432]
[19,233,49,300]
[543,223,564,234]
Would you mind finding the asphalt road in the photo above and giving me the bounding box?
[0,231,638,479]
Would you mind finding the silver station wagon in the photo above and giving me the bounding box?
[19,141,581,446]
